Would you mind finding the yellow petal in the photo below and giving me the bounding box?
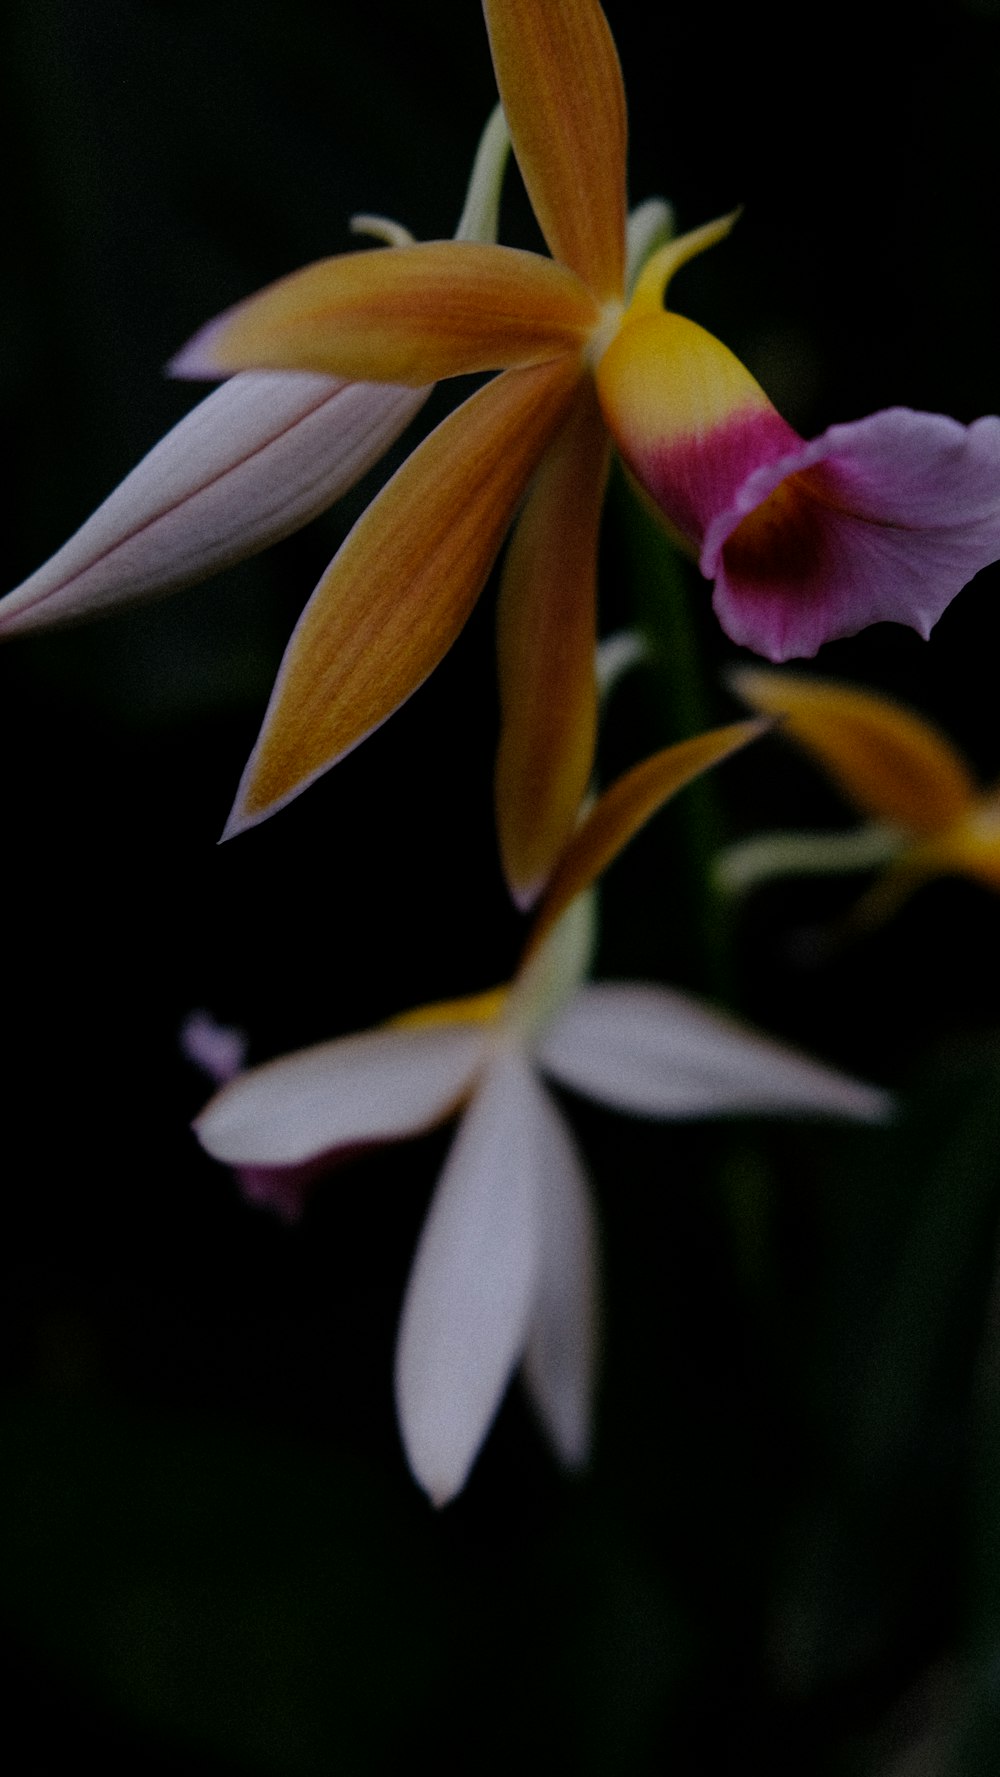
[729,667,977,835]
[226,357,583,834]
[495,380,610,908]
[171,242,599,385]
[483,0,627,302]
[626,211,741,319]
[526,720,768,955]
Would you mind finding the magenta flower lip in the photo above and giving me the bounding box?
[703,408,1000,660]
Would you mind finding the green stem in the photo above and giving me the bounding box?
[609,463,731,1003]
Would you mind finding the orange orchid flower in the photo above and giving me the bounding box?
[7,1,999,909]
[722,667,1000,927]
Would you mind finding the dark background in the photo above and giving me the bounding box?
[3,2,1000,1770]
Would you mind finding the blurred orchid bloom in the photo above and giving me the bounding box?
[194,719,890,1505]
[720,667,1000,927]
[0,105,510,631]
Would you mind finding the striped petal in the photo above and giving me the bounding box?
[525,720,767,955]
[394,1053,544,1506]
[495,379,610,909]
[0,374,426,635]
[225,356,582,836]
[537,982,892,1122]
[193,1020,489,1167]
[729,667,977,835]
[483,0,627,302]
[171,242,599,385]
[521,1089,598,1469]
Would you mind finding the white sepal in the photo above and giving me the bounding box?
[394,1053,543,1506]
[194,1021,488,1166]
[537,982,892,1123]
[521,1088,598,1468]
[0,374,426,633]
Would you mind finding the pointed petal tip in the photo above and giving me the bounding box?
[168,317,231,381]
[218,802,256,844]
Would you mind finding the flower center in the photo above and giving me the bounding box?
[583,299,627,373]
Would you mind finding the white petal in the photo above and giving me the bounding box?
[0,372,426,634]
[193,1021,488,1166]
[521,1089,598,1469]
[394,1054,545,1506]
[537,983,892,1122]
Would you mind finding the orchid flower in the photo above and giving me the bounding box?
[194,719,890,1505]
[8,2,1000,908]
[720,667,1000,928]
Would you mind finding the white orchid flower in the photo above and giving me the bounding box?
[194,721,890,1506]
[0,108,510,636]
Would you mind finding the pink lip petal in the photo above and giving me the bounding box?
[702,407,1000,661]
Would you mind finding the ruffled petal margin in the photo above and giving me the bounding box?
[537,983,893,1122]
[704,408,1000,661]
[225,356,583,837]
[394,1054,544,1506]
[0,374,427,635]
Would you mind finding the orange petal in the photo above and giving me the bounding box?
[526,720,768,954]
[495,380,610,909]
[483,0,627,302]
[171,242,599,385]
[226,357,583,834]
[729,667,977,835]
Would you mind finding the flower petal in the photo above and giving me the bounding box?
[728,667,977,834]
[538,983,892,1122]
[193,1022,488,1166]
[0,374,427,636]
[394,1054,544,1506]
[495,379,610,908]
[171,242,598,385]
[225,356,582,836]
[525,720,768,955]
[596,307,802,555]
[704,409,1000,661]
[483,0,627,301]
[521,1089,598,1469]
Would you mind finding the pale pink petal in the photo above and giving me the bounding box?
[193,1022,487,1167]
[179,1008,248,1084]
[394,1054,544,1506]
[537,983,892,1122]
[521,1090,598,1469]
[0,373,426,634]
[702,409,1000,661]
